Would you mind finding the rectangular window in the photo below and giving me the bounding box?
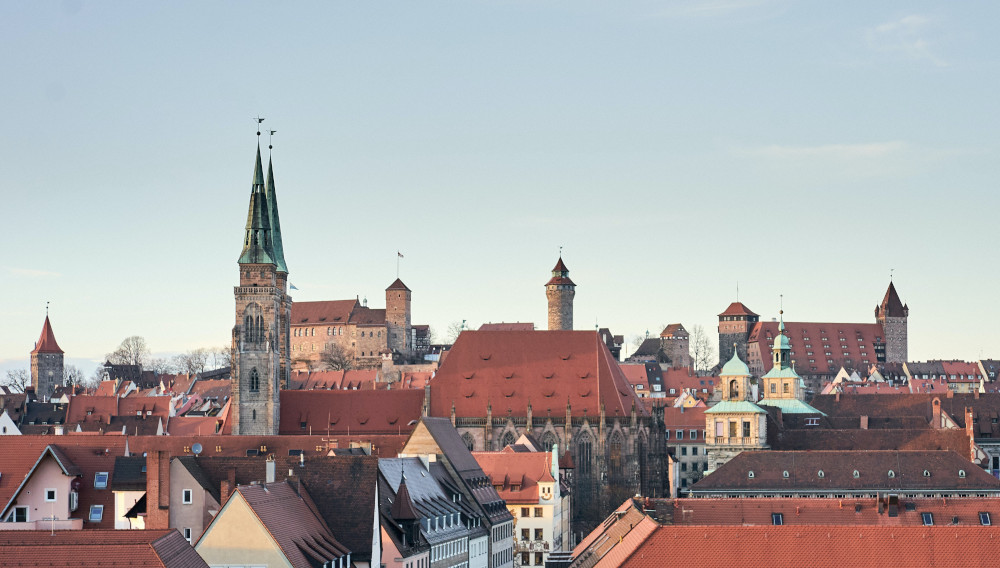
[6,507,27,523]
[89,505,104,522]
[45,489,57,502]
[534,507,543,517]
[772,513,783,525]
[521,507,530,518]
[521,553,530,566]
[182,489,193,504]
[665,430,670,440]
[183,528,192,542]
[94,472,109,489]
[681,462,687,472]
[535,528,544,540]
[980,512,991,526]
[742,421,751,437]
[676,430,683,439]
[715,421,724,437]
[536,552,544,565]
[690,429,697,439]
[522,528,530,541]
[922,512,933,526]
[681,446,687,456]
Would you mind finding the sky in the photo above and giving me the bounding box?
[1,1,998,375]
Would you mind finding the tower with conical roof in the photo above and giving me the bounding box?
[875,281,908,363]
[232,136,290,435]
[546,256,575,331]
[30,314,64,400]
[386,278,412,354]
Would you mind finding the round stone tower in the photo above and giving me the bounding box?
[546,256,575,331]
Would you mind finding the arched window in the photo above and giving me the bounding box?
[500,431,517,449]
[541,431,558,452]
[243,303,265,344]
[609,432,624,480]
[461,432,476,451]
[729,379,740,400]
[577,432,593,476]
[249,368,260,392]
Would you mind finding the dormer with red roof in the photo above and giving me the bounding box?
[30,315,64,401]
[875,281,908,364]
[546,256,575,331]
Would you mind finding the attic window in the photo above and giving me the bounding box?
[853,470,860,479]
[94,472,109,489]
[246,449,260,457]
[748,471,755,479]
[782,471,789,479]
[923,470,931,477]
[771,513,783,525]
[922,512,934,526]
[817,470,825,478]
[905,503,916,511]
[980,512,991,526]
[959,470,967,478]
[288,449,303,456]
[888,470,896,478]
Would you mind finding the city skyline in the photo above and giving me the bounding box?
[3,1,999,374]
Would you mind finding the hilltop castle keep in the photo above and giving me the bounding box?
[30,315,64,400]
[546,256,575,331]
[231,139,291,435]
[717,282,909,392]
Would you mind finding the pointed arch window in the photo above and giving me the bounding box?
[609,432,625,480]
[249,368,260,392]
[461,432,476,452]
[577,432,593,476]
[541,431,558,452]
[500,431,517,449]
[243,303,266,344]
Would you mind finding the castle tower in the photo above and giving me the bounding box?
[30,315,64,400]
[231,139,289,435]
[717,302,759,366]
[546,256,575,331]
[875,281,908,364]
[386,278,412,353]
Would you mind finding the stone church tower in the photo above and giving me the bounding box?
[385,279,412,353]
[875,281,908,364]
[231,139,290,435]
[546,256,575,331]
[30,315,64,400]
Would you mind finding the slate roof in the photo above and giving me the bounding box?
[430,330,646,419]
[690,450,1000,495]
[659,324,687,338]
[0,529,208,567]
[111,455,147,491]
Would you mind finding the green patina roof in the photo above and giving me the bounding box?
[761,366,800,380]
[265,156,288,273]
[757,398,826,415]
[720,350,750,377]
[238,143,276,266]
[705,401,767,415]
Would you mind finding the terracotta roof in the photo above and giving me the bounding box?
[718,302,758,317]
[31,315,63,354]
[287,369,378,390]
[620,364,650,389]
[546,257,575,286]
[770,428,972,456]
[621,525,1000,567]
[571,499,646,566]
[478,322,535,331]
[749,321,884,375]
[291,300,357,325]
[386,278,411,291]
[879,281,908,318]
[279,389,424,435]
[166,415,224,436]
[351,306,387,326]
[188,379,231,400]
[659,324,687,338]
[661,368,716,397]
[810,392,1000,436]
[429,330,646,419]
[472,451,556,504]
[662,406,706,429]
[689,450,1000,495]
[0,529,208,567]
[234,481,350,568]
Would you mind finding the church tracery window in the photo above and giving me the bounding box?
[249,368,260,392]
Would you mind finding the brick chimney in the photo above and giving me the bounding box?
[144,451,170,529]
[220,468,237,507]
[932,398,941,429]
[966,407,976,462]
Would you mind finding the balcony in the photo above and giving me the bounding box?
[713,436,757,446]
[514,540,550,553]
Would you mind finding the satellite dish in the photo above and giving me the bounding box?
[192,443,203,455]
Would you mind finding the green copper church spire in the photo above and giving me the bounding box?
[265,154,288,274]
[238,141,276,265]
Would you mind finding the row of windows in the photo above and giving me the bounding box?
[520,528,546,541]
[666,429,703,440]
[294,327,383,338]
[519,507,544,518]
[521,552,545,565]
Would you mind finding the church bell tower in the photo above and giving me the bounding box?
[231,131,290,435]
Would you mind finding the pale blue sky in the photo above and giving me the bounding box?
[2,1,998,373]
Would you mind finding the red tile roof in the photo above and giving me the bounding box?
[291,300,357,325]
[662,406,706,429]
[661,368,716,397]
[879,281,907,318]
[546,257,575,286]
[386,278,410,291]
[279,389,424,435]
[620,365,650,390]
[621,525,1000,567]
[429,331,646,419]
[166,414,224,436]
[473,451,556,504]
[749,321,884,375]
[0,529,208,567]
[718,302,758,317]
[479,322,535,331]
[659,324,687,338]
[31,315,63,354]
[287,369,379,390]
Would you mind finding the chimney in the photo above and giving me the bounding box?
[835,391,840,403]
[947,389,954,399]
[932,398,942,429]
[220,468,237,506]
[975,389,980,400]
[966,407,976,462]
[860,415,869,430]
[266,456,276,484]
[144,451,170,529]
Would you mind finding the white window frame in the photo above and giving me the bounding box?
[94,472,109,489]
[89,504,104,522]
[182,489,193,504]
[45,488,57,502]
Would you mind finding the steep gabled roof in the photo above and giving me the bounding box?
[879,281,907,318]
[718,302,758,317]
[31,315,63,354]
[279,389,424,435]
[386,278,411,291]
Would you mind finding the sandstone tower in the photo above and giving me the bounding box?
[385,278,412,354]
[875,281,908,364]
[232,139,290,435]
[30,315,64,400]
[546,256,575,331]
[717,302,759,365]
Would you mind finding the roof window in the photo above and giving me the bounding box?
[888,470,896,478]
[748,471,755,479]
[923,470,931,477]
[771,513,783,525]
[817,470,825,478]
[89,505,104,522]
[980,512,991,526]
[959,470,967,478]
[922,512,934,526]
[782,471,789,478]
[853,470,860,479]
[94,472,109,489]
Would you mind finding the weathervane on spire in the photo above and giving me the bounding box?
[268,130,277,151]
[559,245,563,257]
[46,301,49,317]
[253,116,265,136]
[890,268,894,281]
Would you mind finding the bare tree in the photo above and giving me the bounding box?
[146,358,176,374]
[446,321,468,343]
[320,343,354,371]
[63,365,85,388]
[689,325,716,372]
[90,365,109,386]
[106,336,150,367]
[172,348,210,375]
[207,346,233,369]
[2,369,29,393]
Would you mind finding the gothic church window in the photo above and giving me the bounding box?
[461,432,476,451]
[501,431,517,449]
[609,432,624,480]
[541,431,558,451]
[577,432,593,475]
[249,368,260,392]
